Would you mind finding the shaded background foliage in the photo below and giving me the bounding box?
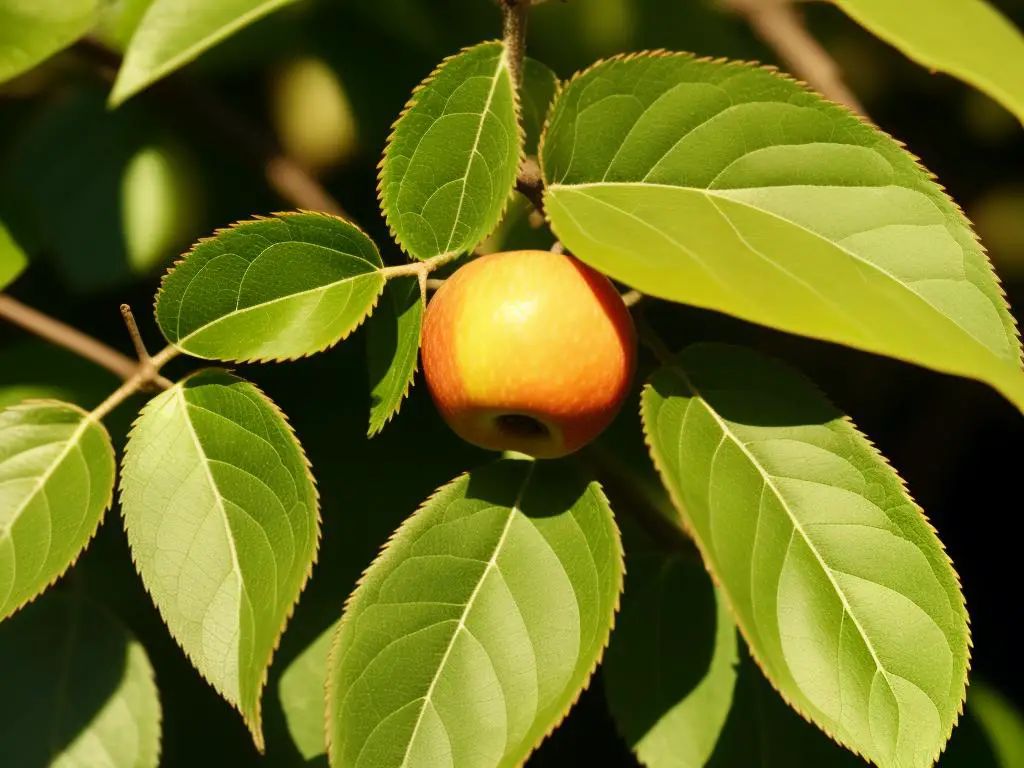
[1,0,1023,764]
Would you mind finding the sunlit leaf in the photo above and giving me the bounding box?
[366,276,423,436]
[604,546,738,767]
[828,0,1024,126]
[0,401,115,623]
[95,0,156,51]
[0,220,27,290]
[380,41,521,260]
[326,459,623,767]
[0,591,161,767]
[110,0,299,106]
[521,58,559,157]
[641,343,970,768]
[279,621,335,761]
[120,370,319,750]
[542,52,1024,412]
[155,212,385,362]
[0,0,96,84]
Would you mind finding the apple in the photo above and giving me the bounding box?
[421,249,637,459]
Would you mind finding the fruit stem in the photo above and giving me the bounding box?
[621,290,644,308]
[380,252,461,281]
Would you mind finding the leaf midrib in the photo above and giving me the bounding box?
[442,48,511,254]
[396,462,536,768]
[663,364,906,736]
[174,388,245,691]
[173,267,382,348]
[548,180,1018,366]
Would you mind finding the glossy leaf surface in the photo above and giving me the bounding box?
[120,370,319,749]
[830,0,1024,125]
[110,0,298,105]
[380,41,521,260]
[156,212,384,362]
[542,53,1024,411]
[641,343,970,767]
[326,459,623,767]
[0,401,115,622]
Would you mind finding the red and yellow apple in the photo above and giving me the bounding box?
[421,249,637,459]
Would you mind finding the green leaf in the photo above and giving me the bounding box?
[109,0,298,106]
[541,52,1024,413]
[0,591,161,767]
[366,276,424,436]
[962,683,1024,767]
[521,58,559,157]
[120,370,319,750]
[0,219,27,290]
[641,343,970,768]
[0,400,116,623]
[326,459,623,767]
[380,41,521,260]
[279,621,335,761]
[604,548,738,767]
[155,212,385,362]
[828,0,1024,126]
[0,0,96,84]
[95,0,157,51]
[707,653,865,767]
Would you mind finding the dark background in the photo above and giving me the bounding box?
[2,0,1023,764]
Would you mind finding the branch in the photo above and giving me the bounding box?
[0,294,139,381]
[722,0,864,113]
[380,251,462,281]
[516,156,546,216]
[73,38,352,219]
[90,344,179,421]
[500,0,530,92]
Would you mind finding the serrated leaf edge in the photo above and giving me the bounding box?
[118,370,322,752]
[536,49,1022,364]
[367,278,425,437]
[323,465,625,767]
[153,210,386,365]
[0,399,116,623]
[376,40,525,264]
[638,346,971,767]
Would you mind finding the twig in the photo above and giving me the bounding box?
[500,0,530,92]
[380,251,462,280]
[721,0,864,113]
[90,345,179,421]
[72,38,352,219]
[120,304,174,390]
[426,278,446,291]
[0,294,139,381]
[516,157,546,216]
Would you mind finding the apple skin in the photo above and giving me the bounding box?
[421,249,637,459]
